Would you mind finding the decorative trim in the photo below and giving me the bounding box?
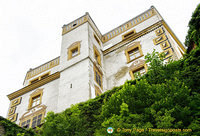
[163,48,173,59]
[68,41,81,60]
[20,105,46,128]
[93,64,103,89]
[62,7,156,43]
[95,85,102,96]
[102,8,156,43]
[161,20,186,52]
[94,33,101,46]
[29,71,50,85]
[93,45,101,66]
[10,97,22,107]
[8,107,16,116]
[153,34,167,45]
[7,72,60,100]
[160,40,171,50]
[7,113,18,122]
[129,60,148,80]
[155,27,164,36]
[122,29,136,40]
[125,42,143,63]
[28,89,43,110]
[103,21,162,55]
[25,57,59,80]
[62,16,88,35]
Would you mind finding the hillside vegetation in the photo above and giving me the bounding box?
[39,4,200,135]
[39,47,200,136]
[1,3,200,136]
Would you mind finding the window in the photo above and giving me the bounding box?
[95,86,102,97]
[93,46,101,66]
[122,29,136,40]
[125,43,143,63]
[29,72,50,85]
[21,119,31,128]
[30,78,39,84]
[28,89,43,109]
[71,48,78,57]
[94,34,101,46]
[21,114,43,129]
[94,66,102,88]
[31,95,41,107]
[129,63,148,80]
[68,41,81,60]
[40,73,49,79]
[32,114,42,128]
[20,105,46,129]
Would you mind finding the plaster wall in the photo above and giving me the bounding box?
[104,29,163,90]
[59,23,89,72]
[57,59,90,113]
[9,78,59,125]
[88,25,105,93]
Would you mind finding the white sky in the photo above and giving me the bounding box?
[0,0,199,118]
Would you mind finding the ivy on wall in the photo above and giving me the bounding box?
[0,116,36,136]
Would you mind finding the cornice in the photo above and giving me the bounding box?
[161,20,186,52]
[25,57,60,81]
[7,72,60,100]
[103,21,162,55]
[62,6,157,44]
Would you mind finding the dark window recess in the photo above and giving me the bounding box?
[71,48,78,57]
[95,71,101,87]
[31,114,42,128]
[124,31,135,39]
[30,78,39,84]
[94,34,101,45]
[22,119,30,128]
[41,73,49,79]
[70,84,72,88]
[73,23,77,27]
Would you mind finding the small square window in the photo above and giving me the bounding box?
[125,43,143,63]
[31,95,41,108]
[122,29,136,40]
[68,41,81,60]
[40,73,49,80]
[71,47,78,57]
[28,89,43,109]
[30,78,39,84]
[130,64,148,80]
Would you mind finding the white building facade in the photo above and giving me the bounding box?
[7,6,185,128]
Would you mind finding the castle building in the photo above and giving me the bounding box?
[7,6,185,128]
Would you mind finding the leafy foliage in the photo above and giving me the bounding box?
[39,46,200,136]
[0,116,36,136]
[185,3,200,52]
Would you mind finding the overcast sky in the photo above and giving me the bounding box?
[0,0,199,118]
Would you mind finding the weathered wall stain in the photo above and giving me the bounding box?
[114,66,129,80]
